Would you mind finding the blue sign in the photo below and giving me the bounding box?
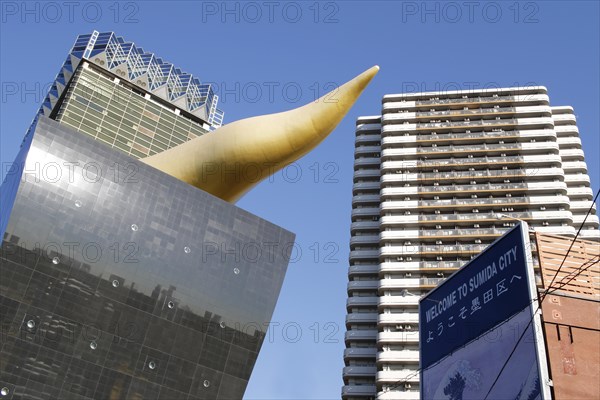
[419,224,531,369]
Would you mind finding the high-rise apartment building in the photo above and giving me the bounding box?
[27,31,224,159]
[343,86,599,399]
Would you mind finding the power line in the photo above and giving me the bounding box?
[548,257,599,296]
[382,191,599,397]
[540,189,599,303]
[483,316,535,400]
[483,190,599,399]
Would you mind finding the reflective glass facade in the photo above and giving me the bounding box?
[25,31,224,151]
[55,64,210,158]
[0,117,294,399]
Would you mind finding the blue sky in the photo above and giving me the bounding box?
[1,1,598,399]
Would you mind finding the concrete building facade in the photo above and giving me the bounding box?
[344,86,599,399]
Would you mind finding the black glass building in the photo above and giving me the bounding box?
[0,31,294,400]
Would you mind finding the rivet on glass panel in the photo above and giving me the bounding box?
[112,280,120,288]
[131,224,139,232]
[203,380,210,388]
[90,341,98,350]
[26,320,36,329]
[52,257,60,265]
[0,387,9,396]
[233,268,240,275]
[148,361,156,370]
[219,321,226,329]
[184,246,191,254]
[75,200,83,208]
[167,301,175,309]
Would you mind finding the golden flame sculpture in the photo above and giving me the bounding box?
[141,66,379,202]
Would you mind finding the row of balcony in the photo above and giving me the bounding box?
[379,181,568,196]
[382,117,554,133]
[564,174,591,185]
[552,113,577,123]
[348,277,445,291]
[559,148,585,160]
[382,93,549,109]
[380,167,564,183]
[346,296,420,308]
[562,161,588,173]
[348,260,475,278]
[379,212,572,228]
[382,141,559,156]
[341,385,377,398]
[354,157,380,167]
[381,195,570,209]
[381,128,557,145]
[557,136,583,148]
[380,260,464,272]
[381,105,551,123]
[380,154,561,170]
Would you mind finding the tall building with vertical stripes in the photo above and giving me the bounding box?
[26,30,224,159]
[343,86,599,399]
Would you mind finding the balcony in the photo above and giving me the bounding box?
[381,128,556,146]
[352,194,381,205]
[379,278,445,289]
[354,157,381,167]
[567,187,594,197]
[343,347,377,360]
[348,264,379,276]
[350,236,379,248]
[559,148,585,160]
[380,244,487,257]
[379,213,572,231]
[382,141,559,158]
[561,161,587,173]
[348,280,379,291]
[346,313,378,324]
[353,181,380,192]
[356,133,381,144]
[552,113,576,123]
[554,125,579,136]
[355,145,382,155]
[382,117,554,134]
[356,123,381,132]
[379,227,505,239]
[382,105,551,123]
[383,93,549,109]
[378,313,419,324]
[380,181,568,197]
[381,195,570,210]
[573,214,600,228]
[378,296,420,307]
[382,155,562,173]
[380,167,563,184]
[564,174,590,185]
[380,261,463,272]
[377,331,419,343]
[377,369,420,382]
[347,296,378,307]
[377,350,420,363]
[354,169,381,179]
[345,330,378,342]
[557,136,582,147]
[351,221,380,231]
[570,200,596,212]
[341,385,377,398]
[351,207,380,218]
[578,230,600,240]
[343,366,378,377]
[350,249,380,260]
[377,390,420,400]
